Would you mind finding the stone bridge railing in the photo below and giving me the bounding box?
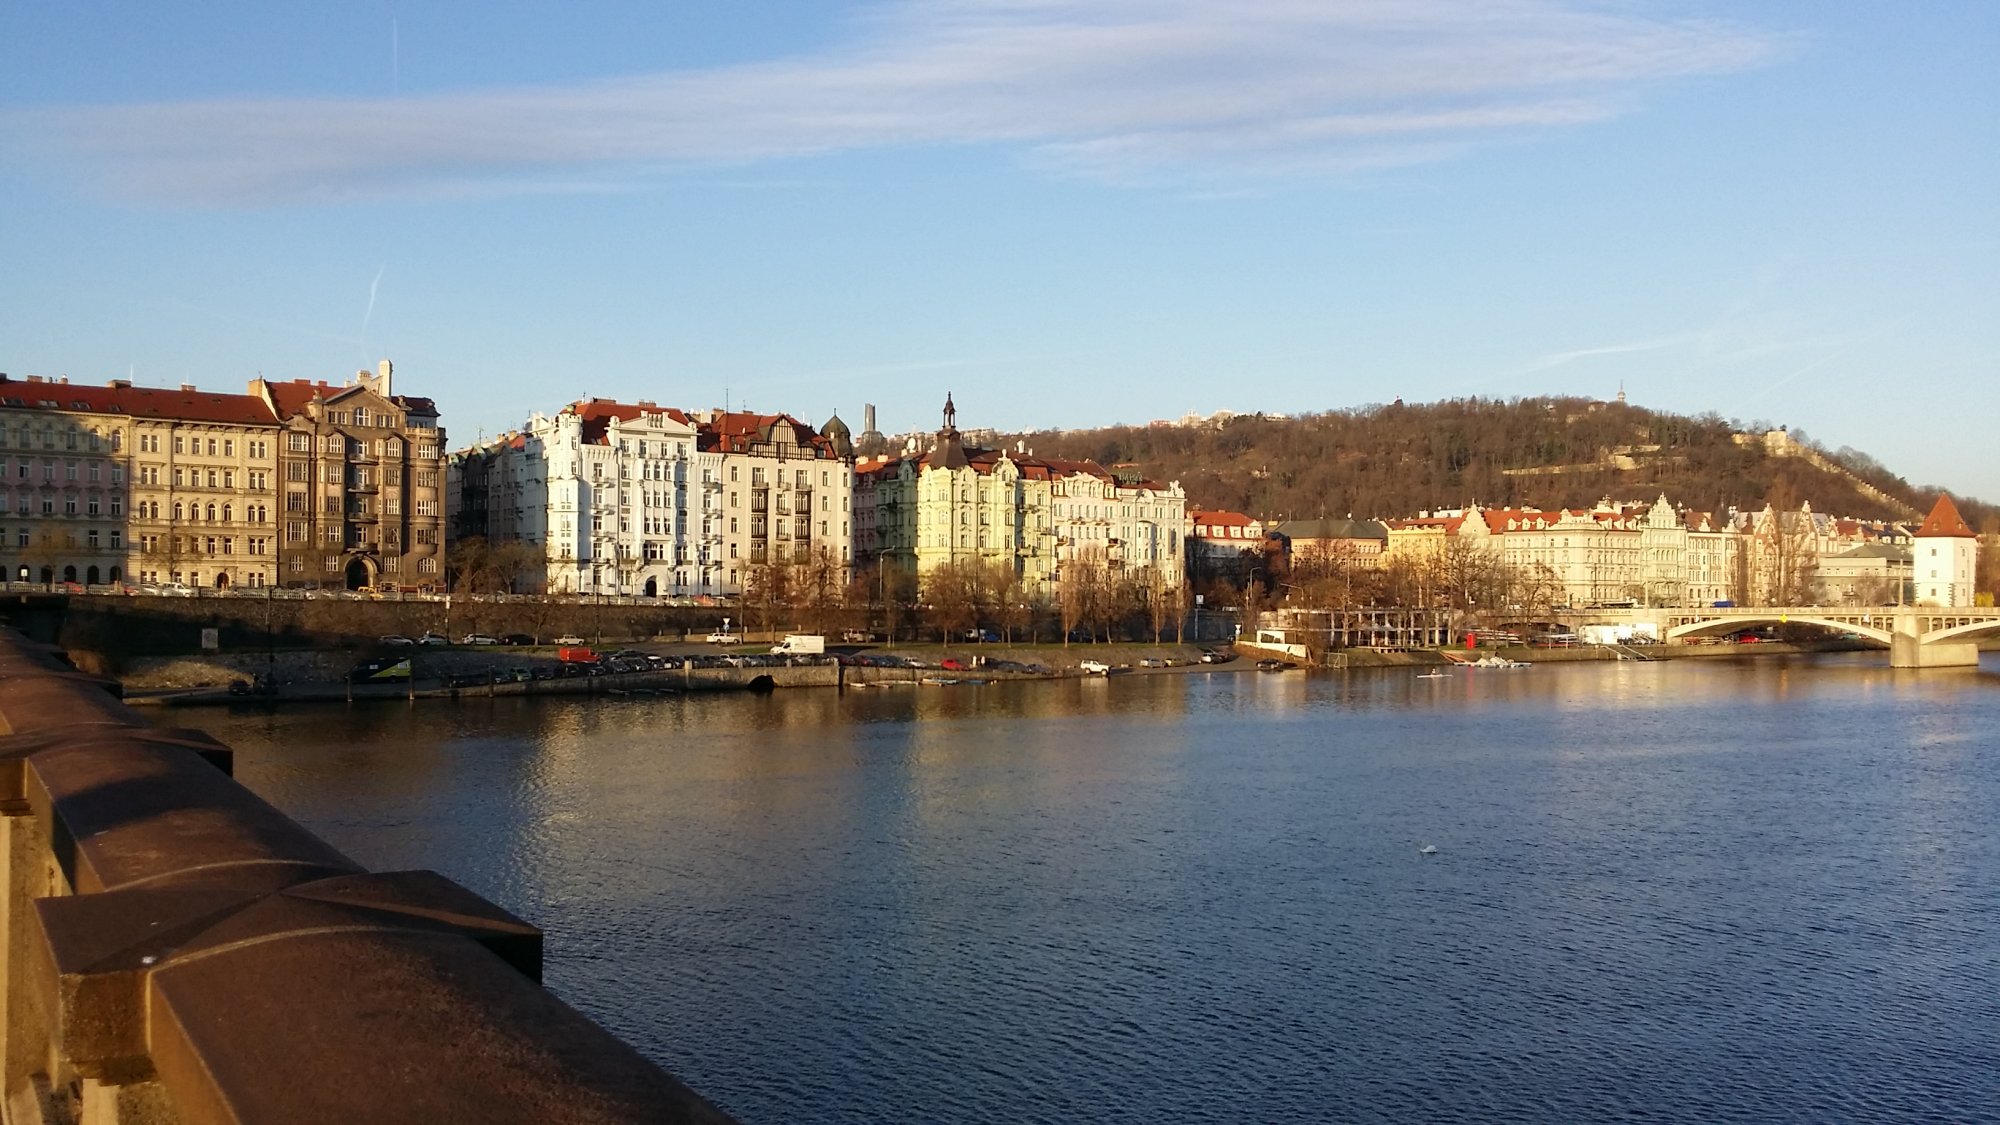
[0,626,737,1125]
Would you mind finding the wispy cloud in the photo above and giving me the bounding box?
[1502,334,1701,378]
[4,0,1788,206]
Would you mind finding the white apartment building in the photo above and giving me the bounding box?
[1456,496,1744,607]
[451,400,851,597]
[1048,459,1189,590]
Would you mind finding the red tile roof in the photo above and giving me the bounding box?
[259,378,436,421]
[260,379,358,418]
[697,410,834,456]
[0,375,278,426]
[1916,494,1976,538]
[556,398,699,445]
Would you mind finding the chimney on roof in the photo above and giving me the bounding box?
[377,359,392,396]
[26,375,42,383]
[58,376,68,385]
[108,379,131,389]
[180,383,195,393]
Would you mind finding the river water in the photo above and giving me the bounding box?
[172,655,2000,1123]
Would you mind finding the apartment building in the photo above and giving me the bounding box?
[523,399,712,596]
[856,396,1190,598]
[252,362,446,591]
[0,373,281,589]
[702,410,854,592]
[450,399,852,597]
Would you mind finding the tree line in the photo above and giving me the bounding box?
[1003,396,1989,527]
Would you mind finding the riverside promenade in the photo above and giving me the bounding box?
[0,626,737,1124]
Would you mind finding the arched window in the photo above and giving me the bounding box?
[62,566,77,583]
[86,566,100,585]
[206,503,217,522]
[173,501,183,521]
[222,504,232,522]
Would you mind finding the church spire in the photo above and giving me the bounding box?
[942,392,957,432]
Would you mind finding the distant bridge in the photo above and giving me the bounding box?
[1555,606,2000,668]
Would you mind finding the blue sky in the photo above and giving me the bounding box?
[4,2,1995,504]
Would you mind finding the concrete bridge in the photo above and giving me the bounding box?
[1554,605,2000,668]
[0,627,738,1124]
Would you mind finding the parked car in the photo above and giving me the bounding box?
[940,657,968,671]
[1139,657,1166,668]
[461,633,501,646]
[160,582,196,597]
[1199,649,1234,664]
[379,634,416,646]
[963,629,999,643]
[417,633,448,646]
[707,631,742,644]
[500,634,535,646]
[1079,659,1111,675]
[553,634,586,645]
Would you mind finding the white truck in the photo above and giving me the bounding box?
[1579,622,1660,645]
[771,634,826,656]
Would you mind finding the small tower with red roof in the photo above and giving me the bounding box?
[1913,494,1978,606]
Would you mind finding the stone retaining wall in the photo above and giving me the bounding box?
[0,626,739,1124]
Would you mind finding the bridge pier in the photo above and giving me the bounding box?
[1891,632,1979,669]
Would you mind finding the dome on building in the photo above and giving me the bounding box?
[821,412,853,457]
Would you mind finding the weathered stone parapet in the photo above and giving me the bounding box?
[0,626,737,1125]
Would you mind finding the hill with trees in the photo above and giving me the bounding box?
[1001,397,1992,527]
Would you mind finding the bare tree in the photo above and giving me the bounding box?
[880,564,916,643]
[923,559,984,645]
[1512,561,1565,621]
[743,563,793,639]
[136,531,188,586]
[1058,550,1108,644]
[491,541,551,595]
[1143,568,1178,643]
[446,536,492,592]
[988,562,1030,642]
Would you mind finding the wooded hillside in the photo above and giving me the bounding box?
[1002,397,1992,527]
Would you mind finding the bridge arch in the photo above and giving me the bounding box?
[1663,614,1892,645]
[1921,620,2000,646]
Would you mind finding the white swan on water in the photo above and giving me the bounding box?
[1418,844,1438,856]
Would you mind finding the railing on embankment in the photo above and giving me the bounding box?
[0,627,737,1125]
